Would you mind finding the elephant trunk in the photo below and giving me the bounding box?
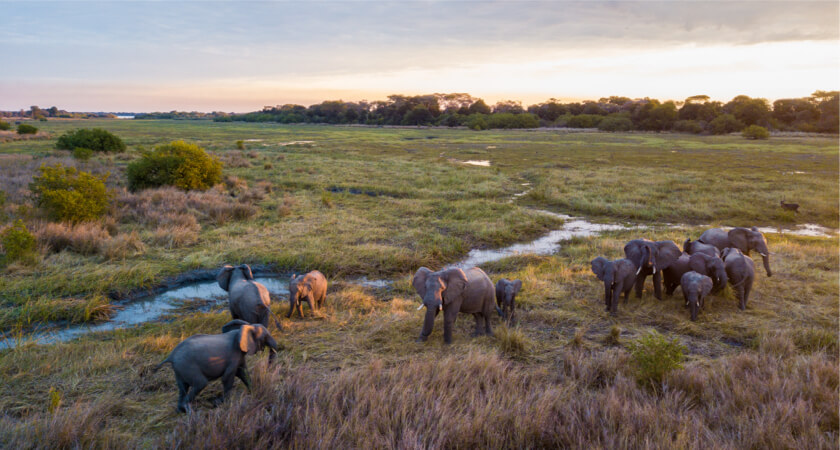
[496,305,504,318]
[760,253,771,277]
[690,299,699,321]
[419,307,436,339]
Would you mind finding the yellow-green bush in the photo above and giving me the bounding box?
[30,164,111,222]
[126,140,222,191]
[627,329,686,386]
[1,219,37,265]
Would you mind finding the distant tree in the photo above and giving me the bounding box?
[528,100,566,122]
[812,90,839,133]
[402,105,434,125]
[582,102,607,115]
[672,120,704,134]
[599,96,632,106]
[708,114,744,134]
[772,98,818,129]
[684,95,710,104]
[679,98,722,122]
[597,115,634,131]
[724,95,770,126]
[467,99,491,115]
[742,125,769,140]
[492,100,524,114]
[48,106,59,117]
[631,100,678,131]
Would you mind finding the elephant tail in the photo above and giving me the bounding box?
[267,307,284,332]
[148,357,173,375]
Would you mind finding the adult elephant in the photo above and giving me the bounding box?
[217,264,283,330]
[663,253,691,296]
[624,239,682,300]
[684,238,720,258]
[590,257,637,314]
[722,247,755,310]
[688,253,728,293]
[698,227,771,277]
[413,267,496,344]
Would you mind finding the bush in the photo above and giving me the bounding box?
[17,124,38,135]
[627,330,686,385]
[1,220,37,265]
[0,120,10,131]
[30,164,111,222]
[486,113,539,129]
[566,114,603,128]
[741,124,769,140]
[56,128,126,152]
[597,116,634,131]
[672,120,704,134]
[465,114,488,131]
[708,114,744,135]
[72,147,94,161]
[126,140,222,191]
[235,140,245,150]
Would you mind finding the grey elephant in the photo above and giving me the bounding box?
[686,253,728,293]
[623,239,682,300]
[288,270,328,318]
[590,257,637,314]
[217,264,283,330]
[721,247,755,310]
[680,271,713,321]
[663,253,691,296]
[683,238,720,258]
[151,320,278,413]
[698,227,771,277]
[495,278,522,323]
[413,266,496,344]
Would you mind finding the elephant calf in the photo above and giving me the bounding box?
[413,266,496,344]
[152,320,278,413]
[722,247,755,311]
[591,257,637,314]
[495,278,522,323]
[681,271,713,321]
[288,270,328,318]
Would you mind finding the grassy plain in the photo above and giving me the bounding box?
[0,120,837,447]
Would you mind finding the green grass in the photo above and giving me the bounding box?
[0,120,836,447]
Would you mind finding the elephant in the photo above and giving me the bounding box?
[680,271,713,321]
[413,266,496,344]
[698,227,771,277]
[217,264,283,330]
[663,253,691,296]
[495,278,522,323]
[683,238,721,258]
[623,239,682,300]
[590,257,637,314]
[287,270,328,318]
[687,253,728,294]
[151,321,278,413]
[721,247,755,311]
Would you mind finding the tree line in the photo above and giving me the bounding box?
[199,91,838,134]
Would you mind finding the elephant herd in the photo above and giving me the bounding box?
[153,263,522,412]
[591,227,771,321]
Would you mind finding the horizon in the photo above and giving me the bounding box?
[1,1,838,112]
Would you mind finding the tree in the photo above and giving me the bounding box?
[742,125,769,140]
[708,114,744,134]
[402,105,434,125]
[467,99,491,115]
[492,100,524,114]
[724,95,770,126]
[56,128,126,152]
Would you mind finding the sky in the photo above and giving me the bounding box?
[1,1,838,112]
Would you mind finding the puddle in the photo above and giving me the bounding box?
[0,277,289,349]
[348,277,393,289]
[243,139,263,142]
[279,141,315,146]
[462,160,491,166]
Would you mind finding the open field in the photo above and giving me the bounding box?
[0,120,837,447]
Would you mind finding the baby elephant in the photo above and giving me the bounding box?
[152,320,278,413]
[495,278,522,324]
[722,247,755,311]
[591,257,637,314]
[288,270,328,318]
[680,271,713,321]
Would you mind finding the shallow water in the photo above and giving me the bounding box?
[462,160,491,166]
[755,224,838,238]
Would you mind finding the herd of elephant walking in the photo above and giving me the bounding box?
[591,227,771,321]
[151,226,769,413]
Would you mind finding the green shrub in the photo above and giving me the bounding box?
[236,140,245,150]
[708,114,744,135]
[126,140,222,191]
[0,120,10,131]
[597,116,634,132]
[741,124,769,140]
[465,114,488,131]
[672,120,704,134]
[627,330,686,385]
[56,128,125,152]
[1,220,38,265]
[566,114,603,128]
[17,124,38,135]
[72,147,94,161]
[486,113,539,129]
[30,164,111,222]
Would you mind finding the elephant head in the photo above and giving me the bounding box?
[591,256,616,304]
[289,273,314,307]
[624,239,681,274]
[412,267,468,338]
[688,253,728,293]
[728,227,771,277]
[217,264,255,291]
[495,278,522,320]
[238,324,278,355]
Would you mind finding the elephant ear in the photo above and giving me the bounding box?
[700,276,713,298]
[442,268,468,304]
[217,265,234,291]
[591,257,609,281]
[688,253,708,274]
[239,264,254,280]
[238,325,258,355]
[655,241,681,270]
[412,267,432,299]
[495,280,506,305]
[512,279,522,293]
[222,319,249,333]
[728,228,749,253]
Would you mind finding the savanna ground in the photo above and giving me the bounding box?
[0,120,837,448]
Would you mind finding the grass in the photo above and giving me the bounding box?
[0,120,837,447]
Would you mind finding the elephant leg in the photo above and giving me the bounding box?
[623,286,631,304]
[471,313,484,336]
[483,306,493,335]
[443,311,456,344]
[736,284,746,310]
[610,286,620,314]
[176,375,190,413]
[297,301,305,318]
[185,377,208,412]
[236,365,252,392]
[634,275,645,298]
[652,271,662,300]
[287,301,295,318]
[743,279,753,309]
